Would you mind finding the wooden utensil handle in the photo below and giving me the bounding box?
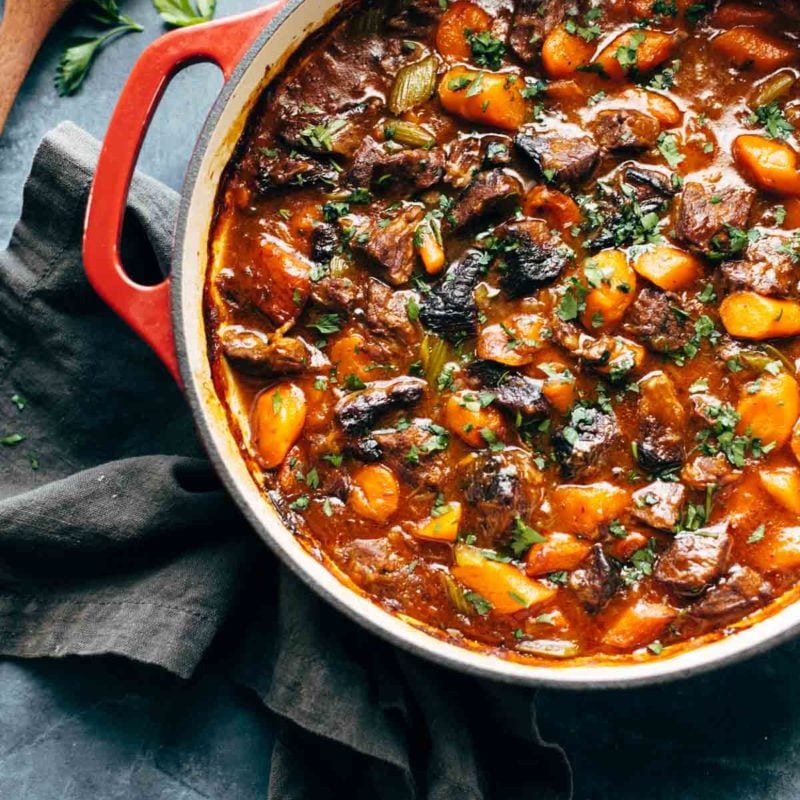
[0,0,74,135]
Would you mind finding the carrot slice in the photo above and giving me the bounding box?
[438,67,527,131]
[436,1,492,61]
[733,134,800,195]
[476,313,547,366]
[252,383,307,469]
[552,483,631,537]
[601,598,676,649]
[759,466,800,515]
[541,23,596,79]
[736,372,800,449]
[453,544,557,614]
[415,502,462,542]
[594,29,676,81]
[580,249,637,332]
[444,390,508,448]
[720,292,800,339]
[712,27,796,72]
[350,464,400,523]
[522,185,581,230]
[526,532,592,577]
[633,245,702,291]
[711,2,778,28]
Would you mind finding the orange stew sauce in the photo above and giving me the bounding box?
[206,0,800,664]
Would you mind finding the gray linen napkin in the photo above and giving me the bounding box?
[0,122,571,800]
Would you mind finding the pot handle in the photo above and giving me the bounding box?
[83,3,286,385]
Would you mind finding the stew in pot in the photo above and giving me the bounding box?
[206,0,800,664]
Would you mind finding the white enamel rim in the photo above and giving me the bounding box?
[171,0,800,688]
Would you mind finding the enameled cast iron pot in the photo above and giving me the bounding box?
[82,0,800,688]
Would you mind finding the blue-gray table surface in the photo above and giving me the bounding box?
[3,2,800,798]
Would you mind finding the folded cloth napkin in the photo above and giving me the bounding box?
[0,122,571,800]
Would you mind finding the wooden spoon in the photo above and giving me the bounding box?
[0,0,76,136]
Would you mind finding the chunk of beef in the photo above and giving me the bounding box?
[631,481,687,531]
[619,165,677,204]
[591,109,661,152]
[676,182,756,254]
[445,135,513,189]
[509,0,566,63]
[467,360,549,419]
[346,137,445,190]
[552,405,619,480]
[550,319,640,380]
[515,127,600,184]
[215,235,311,326]
[689,565,771,620]
[364,278,420,345]
[386,0,444,33]
[681,453,742,489]
[568,545,620,613]
[350,204,425,285]
[220,328,329,377]
[495,218,571,296]
[456,449,543,547]
[279,106,376,158]
[310,276,362,311]
[419,250,486,341]
[448,170,523,231]
[254,148,338,192]
[654,523,732,595]
[623,288,692,355]
[311,223,339,264]
[721,233,800,297]
[635,371,686,473]
[335,377,426,433]
[356,418,449,489]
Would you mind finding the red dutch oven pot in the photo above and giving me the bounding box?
[82,1,800,688]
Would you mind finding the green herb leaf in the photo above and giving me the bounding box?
[510,515,546,556]
[151,0,217,27]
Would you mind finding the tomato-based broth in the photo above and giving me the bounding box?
[206,0,800,664]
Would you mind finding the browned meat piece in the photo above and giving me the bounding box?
[335,376,426,433]
[386,0,444,33]
[363,278,421,345]
[682,453,742,489]
[351,204,425,285]
[654,524,732,595]
[515,127,600,184]
[690,565,771,620]
[366,418,449,489]
[619,165,677,204]
[346,137,445,190]
[676,182,755,254]
[631,481,687,531]
[635,371,686,474]
[419,251,486,341]
[569,545,620,613]
[494,218,571,296]
[220,327,329,377]
[254,148,338,192]
[591,110,661,152]
[448,170,523,230]
[216,236,312,327]
[467,360,549,419]
[623,288,692,355]
[279,107,376,158]
[509,0,566,63]
[689,392,724,425]
[310,275,361,310]
[311,223,339,264]
[553,404,619,480]
[445,135,513,189]
[721,233,800,297]
[455,448,543,548]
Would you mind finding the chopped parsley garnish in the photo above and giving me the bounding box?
[510,516,546,556]
[657,132,685,169]
[307,313,341,335]
[467,30,506,70]
[615,31,646,73]
[299,118,348,151]
[621,538,659,585]
[464,591,492,615]
[747,524,766,544]
[749,102,795,141]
